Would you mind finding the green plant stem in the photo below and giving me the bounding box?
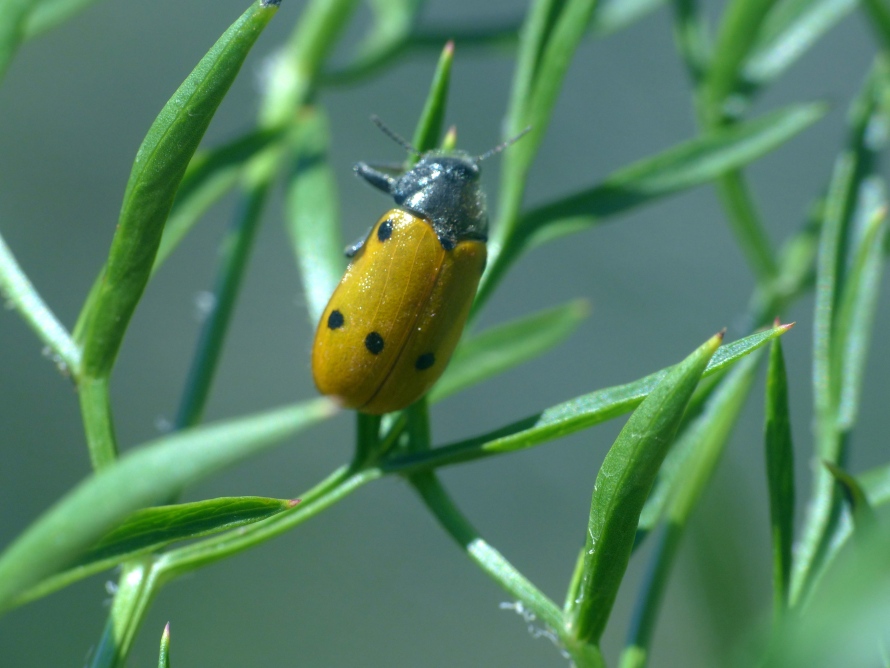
[173,0,359,427]
[88,464,370,664]
[862,0,890,50]
[670,0,780,286]
[618,524,682,668]
[0,231,81,373]
[714,172,779,282]
[403,400,586,661]
[355,413,382,465]
[90,560,161,668]
[78,375,118,470]
[671,0,710,85]
[704,0,776,120]
[88,6,361,662]
[409,472,564,632]
[174,179,270,429]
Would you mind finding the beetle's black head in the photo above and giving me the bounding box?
[391,152,487,249]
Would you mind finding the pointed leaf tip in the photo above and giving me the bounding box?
[287,498,302,507]
[159,621,172,668]
[444,40,455,55]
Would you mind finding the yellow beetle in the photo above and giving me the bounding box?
[311,121,508,414]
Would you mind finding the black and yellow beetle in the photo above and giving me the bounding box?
[311,119,524,414]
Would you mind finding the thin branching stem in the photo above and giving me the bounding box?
[0,231,81,373]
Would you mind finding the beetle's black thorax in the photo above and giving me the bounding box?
[391,153,487,249]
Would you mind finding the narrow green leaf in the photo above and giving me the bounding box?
[509,0,599,147]
[503,0,563,144]
[744,0,857,88]
[486,0,600,315]
[155,127,283,272]
[765,333,796,616]
[285,107,345,326]
[153,465,369,582]
[0,0,36,82]
[0,397,335,612]
[430,299,590,403]
[792,61,890,605]
[633,373,725,550]
[87,496,293,565]
[383,324,792,474]
[568,332,722,643]
[824,462,878,532]
[622,352,760,667]
[519,103,825,250]
[78,0,279,379]
[11,496,294,607]
[704,0,777,120]
[411,40,454,155]
[480,103,825,310]
[327,0,662,86]
[833,201,887,430]
[158,623,171,668]
[73,126,284,333]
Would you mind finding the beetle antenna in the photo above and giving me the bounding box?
[476,126,532,162]
[370,115,421,157]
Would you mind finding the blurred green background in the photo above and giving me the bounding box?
[1,0,888,665]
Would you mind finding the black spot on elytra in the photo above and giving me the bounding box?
[365,332,384,355]
[415,353,435,370]
[377,219,393,242]
[327,310,344,329]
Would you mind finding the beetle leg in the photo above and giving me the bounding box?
[344,227,372,258]
[355,162,396,194]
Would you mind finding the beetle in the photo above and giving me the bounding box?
[311,118,524,414]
